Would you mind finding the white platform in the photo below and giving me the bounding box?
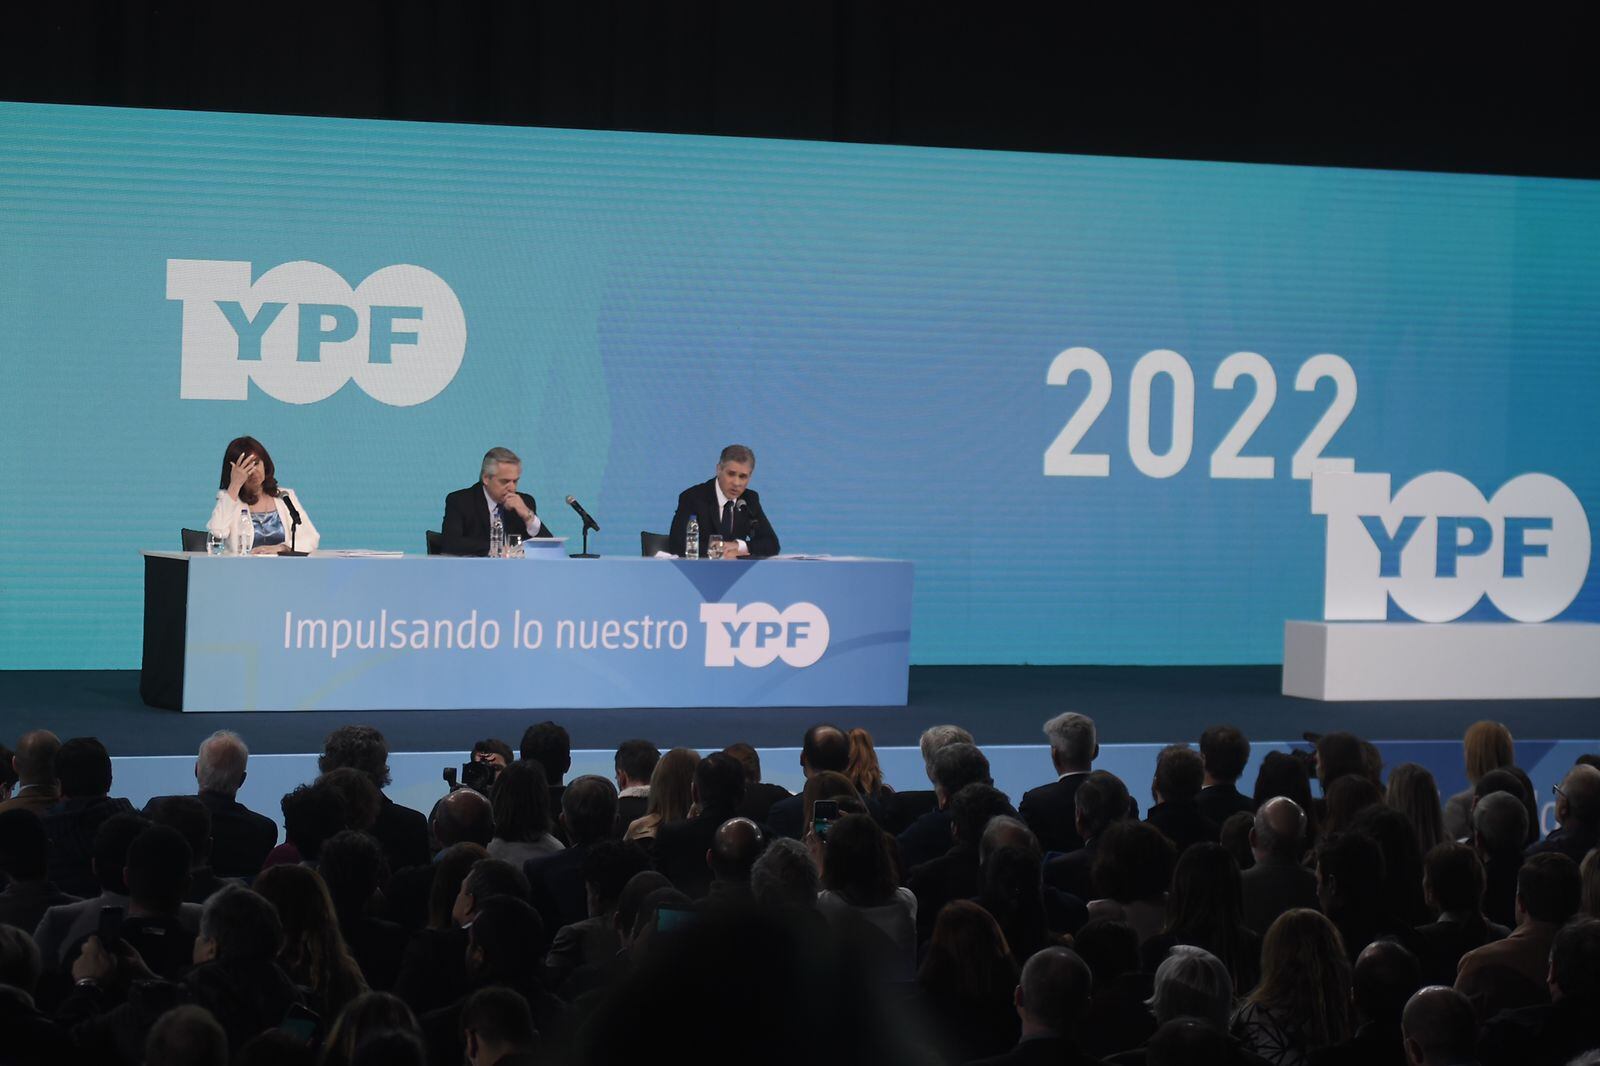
[1282,620,1600,701]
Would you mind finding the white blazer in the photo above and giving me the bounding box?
[206,488,320,552]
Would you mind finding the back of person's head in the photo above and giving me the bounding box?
[931,742,991,799]
[821,813,895,906]
[1252,795,1308,860]
[468,895,545,981]
[1462,720,1514,782]
[1322,774,1383,835]
[1385,762,1446,855]
[708,817,765,884]
[1018,946,1093,1034]
[1316,731,1369,788]
[721,742,761,783]
[615,739,661,785]
[470,738,513,767]
[461,986,537,1063]
[1153,745,1204,803]
[1473,789,1529,855]
[845,728,885,795]
[1316,831,1386,914]
[561,774,619,845]
[1423,842,1486,914]
[1068,920,1138,991]
[1560,764,1600,827]
[918,899,1016,1002]
[147,795,211,867]
[0,924,40,995]
[143,1004,227,1066]
[430,788,494,849]
[750,837,818,910]
[199,883,283,963]
[318,725,391,789]
[92,811,151,894]
[979,815,1041,867]
[1472,767,1538,848]
[281,779,347,862]
[1517,852,1581,924]
[801,724,850,774]
[583,840,652,910]
[518,720,572,783]
[11,729,60,786]
[616,871,674,940]
[1043,712,1097,769]
[55,736,113,798]
[350,1030,425,1066]
[1074,770,1132,839]
[252,862,343,962]
[317,830,387,915]
[1350,804,1427,921]
[125,825,193,913]
[694,752,748,811]
[1219,810,1255,871]
[1551,916,1600,1001]
[1253,909,1352,1047]
[1400,986,1476,1065]
[950,783,1017,847]
[1252,750,1316,816]
[1147,944,1232,1028]
[323,992,418,1066]
[319,767,382,832]
[490,759,551,843]
[801,771,863,832]
[0,808,49,880]
[426,842,488,929]
[1352,940,1422,1025]
[1165,843,1242,937]
[1094,819,1177,903]
[1144,1018,1237,1066]
[644,748,701,823]
[1198,726,1249,784]
[195,730,249,795]
[462,858,530,910]
[919,724,975,784]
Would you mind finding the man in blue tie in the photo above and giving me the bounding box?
[440,447,554,556]
[669,444,781,558]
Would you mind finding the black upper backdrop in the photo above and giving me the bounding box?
[1,2,1596,178]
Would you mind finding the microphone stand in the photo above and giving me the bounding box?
[279,492,309,557]
[572,524,598,559]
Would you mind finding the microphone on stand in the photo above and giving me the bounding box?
[277,491,308,556]
[565,496,600,558]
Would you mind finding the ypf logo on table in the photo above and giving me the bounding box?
[167,259,466,406]
[700,602,831,668]
[1313,471,1591,622]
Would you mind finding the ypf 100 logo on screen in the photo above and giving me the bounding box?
[167,259,466,406]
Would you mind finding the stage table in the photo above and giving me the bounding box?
[140,552,913,712]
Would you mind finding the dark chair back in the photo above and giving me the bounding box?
[180,528,209,552]
[640,531,673,557]
[425,530,444,556]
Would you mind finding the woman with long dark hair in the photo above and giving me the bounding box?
[252,863,368,1023]
[1231,909,1352,1065]
[206,436,319,553]
[1140,842,1262,993]
[916,901,1020,1063]
[816,813,917,977]
[487,761,563,865]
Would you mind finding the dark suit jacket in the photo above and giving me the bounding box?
[1020,773,1091,855]
[1306,1022,1407,1066]
[1524,824,1598,865]
[143,791,278,881]
[896,808,955,872]
[885,788,938,836]
[373,795,432,874]
[738,780,792,825]
[440,484,554,556]
[969,1034,1107,1066]
[907,842,980,943]
[41,795,135,899]
[1240,857,1319,937]
[524,843,593,939]
[393,925,469,1014]
[0,879,78,937]
[653,804,741,898]
[1043,839,1098,901]
[767,793,804,840]
[1414,915,1509,987]
[1143,800,1218,853]
[1196,783,1256,826]
[668,480,779,557]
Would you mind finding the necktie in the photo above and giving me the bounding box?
[721,500,735,537]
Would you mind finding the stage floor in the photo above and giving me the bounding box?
[3,665,1597,757]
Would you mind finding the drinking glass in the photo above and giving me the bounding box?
[206,532,225,556]
[506,533,525,558]
[707,535,724,559]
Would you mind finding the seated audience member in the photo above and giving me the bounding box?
[1442,720,1515,841]
[146,796,231,904]
[111,824,198,979]
[545,840,651,988]
[1349,804,1429,927]
[1072,919,1156,1059]
[725,742,791,825]
[1585,848,1600,919]
[320,767,382,834]
[487,760,564,866]
[1089,819,1177,944]
[653,753,747,898]
[1142,1018,1253,1066]
[252,864,368,1023]
[461,986,540,1066]
[1044,771,1132,901]
[612,739,660,831]
[0,922,60,1066]
[1455,851,1581,1017]
[32,811,149,969]
[703,816,765,907]
[433,785,495,850]
[318,830,403,992]
[846,728,896,816]
[41,737,135,898]
[1412,842,1507,986]
[1141,843,1261,993]
[1315,732,1372,794]
[1471,790,1530,928]
[1239,797,1317,952]
[1307,939,1421,1066]
[1471,765,1541,849]
[524,774,620,932]
[916,900,1021,1063]
[395,855,523,1015]
[1477,916,1600,1066]
[318,726,429,872]
[611,871,674,963]
[1144,745,1219,853]
[1230,909,1353,1065]
[624,747,699,845]
[1196,726,1256,827]
[979,818,1078,960]
[385,787,494,929]
[144,730,278,881]
[766,724,852,839]
[1315,831,1416,963]
[520,720,573,814]
[1146,944,1234,1034]
[750,837,819,912]
[269,778,347,870]
[1251,752,1318,846]
[816,813,919,979]
[1398,986,1476,1066]
[321,992,420,1066]
[1526,763,1600,864]
[1384,762,1447,859]
[1218,810,1255,873]
[909,783,1016,942]
[1320,775,1383,838]
[0,809,77,932]
[968,946,1097,1066]
[801,770,866,835]
[898,742,994,870]
[891,724,975,834]
[143,1004,228,1066]
[1020,712,1098,855]
[0,731,61,816]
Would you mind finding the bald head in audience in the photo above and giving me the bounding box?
[433,786,495,848]
[12,730,60,788]
[1251,796,1307,862]
[1014,946,1093,1039]
[1401,986,1476,1066]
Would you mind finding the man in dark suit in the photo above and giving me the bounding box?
[970,947,1102,1066]
[0,809,78,933]
[1473,791,1529,929]
[1020,712,1098,855]
[1240,796,1317,935]
[1143,745,1218,854]
[653,753,747,898]
[40,738,134,898]
[318,726,430,872]
[439,446,555,556]
[908,784,1015,943]
[1043,771,1132,901]
[524,775,619,934]
[766,725,851,840]
[668,444,780,558]
[1196,725,1257,827]
[897,743,993,871]
[724,743,791,825]
[143,730,277,881]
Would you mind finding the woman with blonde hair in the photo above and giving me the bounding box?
[625,748,700,843]
[1230,908,1352,1065]
[1386,762,1447,857]
[320,991,419,1066]
[252,864,368,1026]
[846,728,896,812]
[1443,720,1514,839]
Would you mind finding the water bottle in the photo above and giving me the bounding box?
[685,514,700,558]
[490,515,505,559]
[235,506,254,555]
